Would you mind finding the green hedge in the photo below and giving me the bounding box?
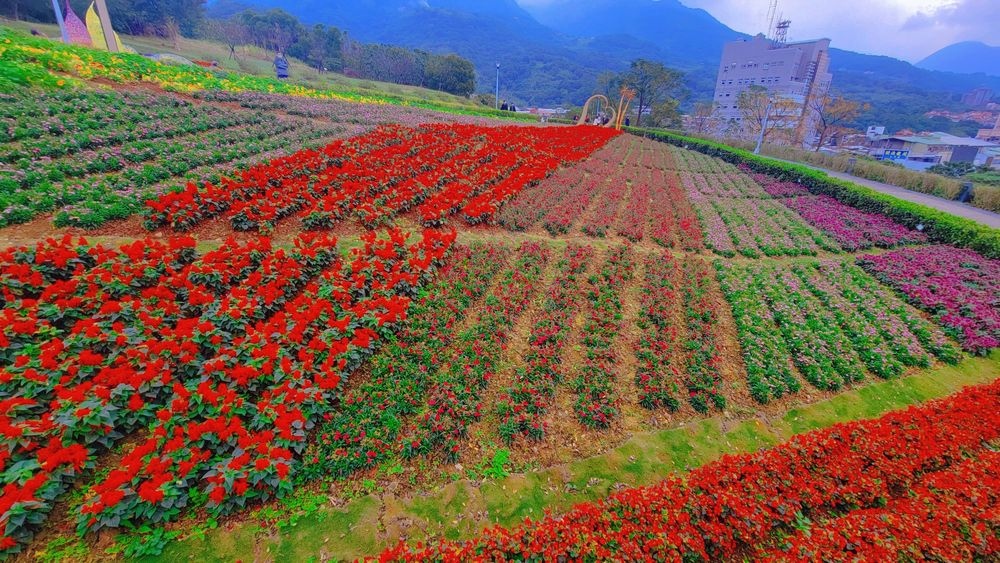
[630,128,1000,259]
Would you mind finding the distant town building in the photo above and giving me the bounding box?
[977,115,1000,143]
[869,132,999,169]
[866,125,886,140]
[961,87,994,107]
[712,33,832,145]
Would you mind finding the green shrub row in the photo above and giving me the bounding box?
[631,128,1000,259]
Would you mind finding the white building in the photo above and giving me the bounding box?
[713,34,833,144]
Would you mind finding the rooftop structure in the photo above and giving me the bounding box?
[978,114,1000,143]
[869,132,1000,167]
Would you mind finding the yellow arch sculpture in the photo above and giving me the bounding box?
[578,94,616,127]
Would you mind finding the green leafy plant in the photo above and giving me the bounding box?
[482,449,512,480]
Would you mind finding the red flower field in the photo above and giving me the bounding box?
[0,73,997,561]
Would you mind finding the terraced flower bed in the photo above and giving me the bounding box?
[718,259,960,402]
[1,56,997,560]
[0,90,346,229]
[859,245,1000,353]
[145,124,619,233]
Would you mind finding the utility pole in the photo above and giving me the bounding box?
[94,0,119,52]
[495,63,500,110]
[754,100,773,155]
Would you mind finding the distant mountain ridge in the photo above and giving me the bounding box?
[527,0,745,65]
[209,0,1000,132]
[917,42,1000,77]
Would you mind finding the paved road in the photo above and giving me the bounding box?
[776,160,1000,229]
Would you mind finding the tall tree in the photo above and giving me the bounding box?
[620,59,684,127]
[238,9,301,52]
[809,93,868,151]
[425,54,476,97]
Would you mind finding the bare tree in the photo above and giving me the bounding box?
[689,101,717,135]
[269,22,294,55]
[809,93,867,151]
[162,17,181,51]
[205,19,250,60]
[738,85,799,143]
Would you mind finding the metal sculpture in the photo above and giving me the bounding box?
[578,94,616,127]
[615,86,636,131]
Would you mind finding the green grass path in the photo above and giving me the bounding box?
[149,352,1000,562]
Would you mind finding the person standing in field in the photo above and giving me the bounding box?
[274,53,289,80]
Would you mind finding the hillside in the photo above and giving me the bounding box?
[215,0,1000,131]
[917,41,1000,77]
[0,18,488,112]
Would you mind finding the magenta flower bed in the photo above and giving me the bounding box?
[858,246,1000,353]
[784,194,926,251]
[743,168,812,197]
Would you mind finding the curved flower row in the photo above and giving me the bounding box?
[634,254,726,413]
[496,165,587,232]
[743,169,927,250]
[404,242,551,460]
[497,244,593,442]
[634,254,683,410]
[760,449,999,561]
[688,190,839,257]
[679,170,770,199]
[379,377,1000,561]
[783,194,927,251]
[648,166,704,251]
[717,260,960,402]
[679,260,726,412]
[506,136,703,249]
[573,246,634,428]
[742,167,811,197]
[304,242,509,479]
[0,87,345,229]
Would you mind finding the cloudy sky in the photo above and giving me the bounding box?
[517,0,999,62]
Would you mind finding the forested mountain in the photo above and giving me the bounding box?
[528,0,742,65]
[205,0,1000,131]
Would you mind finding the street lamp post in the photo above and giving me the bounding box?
[754,100,773,155]
[495,63,501,110]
